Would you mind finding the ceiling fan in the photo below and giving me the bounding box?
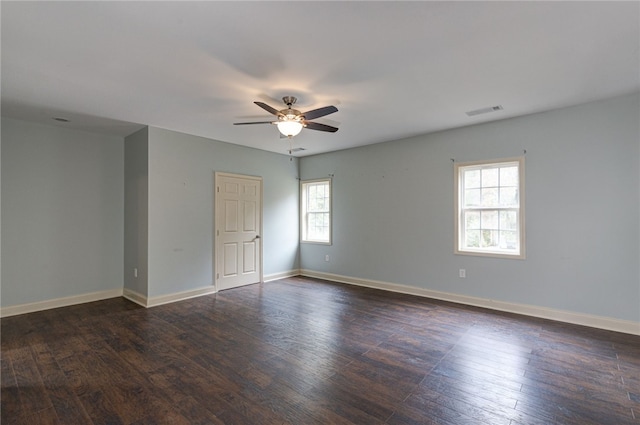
[234,96,338,138]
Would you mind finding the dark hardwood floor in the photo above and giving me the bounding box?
[2,276,639,424]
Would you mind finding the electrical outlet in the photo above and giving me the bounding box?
[459,269,466,278]
[325,255,330,262]
[134,268,138,278]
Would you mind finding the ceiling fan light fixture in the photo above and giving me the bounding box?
[277,120,303,137]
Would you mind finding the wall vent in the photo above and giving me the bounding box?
[466,105,504,117]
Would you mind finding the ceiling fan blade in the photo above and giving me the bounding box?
[302,105,338,121]
[304,121,339,133]
[233,121,275,125]
[254,101,283,116]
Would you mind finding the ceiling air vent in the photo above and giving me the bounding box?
[465,105,504,117]
[289,147,306,153]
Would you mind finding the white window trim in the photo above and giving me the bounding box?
[454,156,525,259]
[300,178,332,245]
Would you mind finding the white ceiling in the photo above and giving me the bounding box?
[2,1,639,157]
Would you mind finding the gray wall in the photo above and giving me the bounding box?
[145,127,299,298]
[1,117,124,306]
[2,119,300,307]
[300,93,640,323]
[3,93,637,325]
[124,127,149,297]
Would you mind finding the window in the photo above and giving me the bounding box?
[301,179,331,244]
[455,157,524,258]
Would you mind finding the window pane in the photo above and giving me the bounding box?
[308,212,328,240]
[465,230,480,248]
[499,210,518,231]
[308,213,316,229]
[464,211,480,230]
[307,183,330,212]
[464,189,481,207]
[481,188,498,207]
[481,210,499,230]
[464,169,481,189]
[499,231,518,250]
[482,168,499,187]
[499,187,518,207]
[481,229,498,248]
[500,166,518,187]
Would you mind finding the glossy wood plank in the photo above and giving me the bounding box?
[2,276,639,424]
[1,356,25,425]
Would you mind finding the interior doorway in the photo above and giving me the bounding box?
[214,172,263,290]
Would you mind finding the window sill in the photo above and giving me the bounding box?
[455,249,525,260]
[301,240,332,246]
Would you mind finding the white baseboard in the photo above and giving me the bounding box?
[124,285,218,308]
[264,269,302,282]
[7,272,636,336]
[0,288,124,318]
[300,269,640,336]
[124,272,301,308]
[122,288,148,307]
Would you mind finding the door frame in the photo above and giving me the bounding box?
[214,171,264,290]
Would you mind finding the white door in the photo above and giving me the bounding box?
[215,173,262,291]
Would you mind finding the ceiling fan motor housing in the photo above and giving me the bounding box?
[281,109,302,120]
[282,96,297,107]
